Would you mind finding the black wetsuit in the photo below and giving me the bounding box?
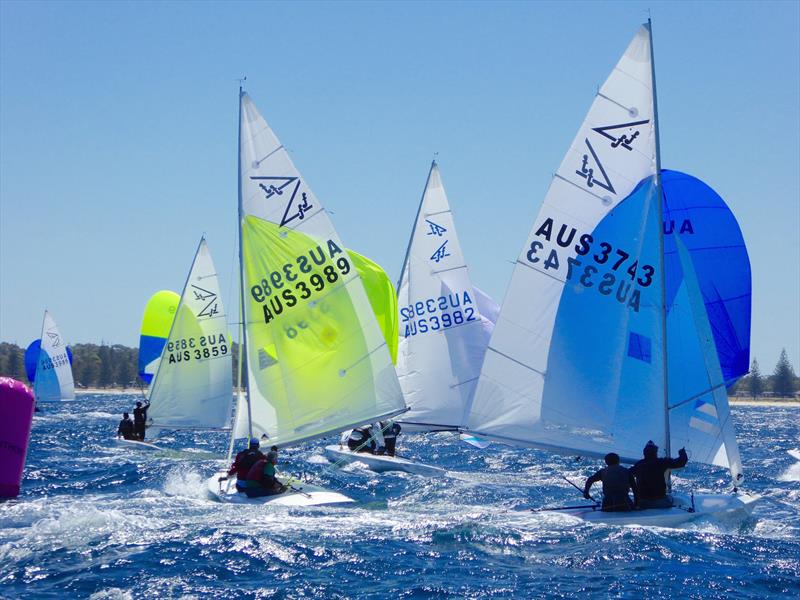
[631,448,688,508]
[117,417,135,440]
[347,427,376,453]
[584,464,635,512]
[133,402,150,440]
[380,421,401,457]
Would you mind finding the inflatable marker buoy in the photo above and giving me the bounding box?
[0,377,35,499]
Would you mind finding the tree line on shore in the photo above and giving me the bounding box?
[0,341,796,397]
[0,341,246,389]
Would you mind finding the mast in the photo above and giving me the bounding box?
[648,18,670,457]
[396,159,436,294]
[236,85,253,440]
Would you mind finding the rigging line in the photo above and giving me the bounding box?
[486,346,546,377]
[668,382,729,411]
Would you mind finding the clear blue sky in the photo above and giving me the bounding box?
[1,1,798,372]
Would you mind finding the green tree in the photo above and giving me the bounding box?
[772,349,797,398]
[746,358,763,399]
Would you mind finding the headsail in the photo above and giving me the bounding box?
[396,162,491,431]
[238,92,405,447]
[146,239,233,430]
[33,311,75,401]
[138,290,180,384]
[466,25,663,462]
[662,169,751,385]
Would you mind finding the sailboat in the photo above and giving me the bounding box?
[463,21,758,526]
[206,88,407,506]
[29,311,75,402]
[324,161,496,475]
[118,238,233,452]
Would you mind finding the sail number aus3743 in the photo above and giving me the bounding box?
[526,217,655,313]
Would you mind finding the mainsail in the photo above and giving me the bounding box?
[138,290,180,385]
[465,23,744,484]
[146,238,233,430]
[237,91,405,447]
[396,161,492,430]
[33,311,75,401]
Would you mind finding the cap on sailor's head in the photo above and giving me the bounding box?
[643,440,658,455]
[249,438,260,448]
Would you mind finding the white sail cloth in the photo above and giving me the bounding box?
[33,311,75,401]
[396,162,493,431]
[146,239,233,430]
[238,92,405,447]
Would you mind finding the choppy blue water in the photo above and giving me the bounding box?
[1,394,798,599]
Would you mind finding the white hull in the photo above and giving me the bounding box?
[206,470,354,507]
[324,445,446,477]
[114,438,165,452]
[788,449,800,462]
[551,492,760,527]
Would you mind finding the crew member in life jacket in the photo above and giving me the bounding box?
[117,412,135,440]
[226,438,266,492]
[244,446,287,498]
[132,400,150,441]
[347,426,377,453]
[630,440,688,509]
[379,421,401,457]
[583,452,636,512]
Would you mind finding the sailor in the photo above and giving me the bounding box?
[132,400,150,441]
[582,452,635,512]
[244,446,286,498]
[226,438,266,492]
[117,412,135,440]
[347,426,377,454]
[630,440,688,509]
[380,421,401,457]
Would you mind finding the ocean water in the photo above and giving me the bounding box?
[1,394,798,599]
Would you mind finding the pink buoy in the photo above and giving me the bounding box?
[0,377,35,499]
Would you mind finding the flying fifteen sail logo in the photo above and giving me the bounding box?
[251,176,314,227]
[575,139,615,194]
[592,120,650,151]
[46,331,61,348]
[431,240,451,263]
[425,219,447,237]
[191,285,219,318]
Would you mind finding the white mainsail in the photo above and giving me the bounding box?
[396,161,492,430]
[238,91,406,447]
[146,238,233,431]
[465,23,743,484]
[33,311,75,401]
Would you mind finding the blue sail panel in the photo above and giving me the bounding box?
[662,170,751,385]
[540,177,666,461]
[24,340,40,383]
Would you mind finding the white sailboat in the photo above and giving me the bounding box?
[32,311,75,402]
[207,88,407,506]
[463,21,757,526]
[324,161,495,475]
[118,238,233,452]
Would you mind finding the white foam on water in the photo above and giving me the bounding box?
[163,468,211,500]
[89,588,134,600]
[779,462,800,482]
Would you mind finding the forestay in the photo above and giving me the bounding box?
[466,25,664,462]
[396,162,492,431]
[33,311,75,401]
[147,238,233,431]
[238,92,405,447]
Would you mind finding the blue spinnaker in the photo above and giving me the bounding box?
[662,169,751,385]
[24,339,72,383]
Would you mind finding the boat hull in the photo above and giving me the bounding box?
[551,492,760,527]
[324,445,446,477]
[206,470,354,507]
[114,438,165,452]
